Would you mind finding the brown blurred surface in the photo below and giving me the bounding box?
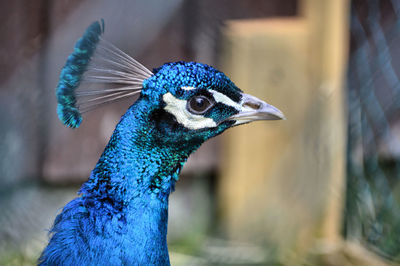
[219,0,350,263]
[0,0,82,84]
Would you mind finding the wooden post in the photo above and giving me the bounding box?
[218,0,355,263]
[299,0,349,243]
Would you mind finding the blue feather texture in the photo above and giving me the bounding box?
[56,20,104,128]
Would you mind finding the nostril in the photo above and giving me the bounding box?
[243,101,262,110]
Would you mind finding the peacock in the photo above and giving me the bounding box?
[39,20,284,265]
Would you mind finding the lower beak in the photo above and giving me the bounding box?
[228,93,285,125]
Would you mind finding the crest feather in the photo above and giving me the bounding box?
[56,20,152,128]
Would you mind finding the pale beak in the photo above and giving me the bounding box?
[228,93,285,125]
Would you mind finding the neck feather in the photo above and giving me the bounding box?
[41,96,202,265]
[75,96,199,264]
[81,96,196,205]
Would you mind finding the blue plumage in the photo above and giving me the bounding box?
[56,20,104,128]
[40,21,284,265]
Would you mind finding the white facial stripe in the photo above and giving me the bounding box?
[163,93,217,130]
[181,86,197,91]
[209,89,241,110]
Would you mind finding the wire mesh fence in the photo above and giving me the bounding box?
[346,0,400,262]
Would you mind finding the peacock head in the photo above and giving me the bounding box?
[56,20,284,147]
[137,61,284,145]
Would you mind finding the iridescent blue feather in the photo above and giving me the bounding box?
[56,20,104,128]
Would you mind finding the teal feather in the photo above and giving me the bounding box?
[56,19,104,128]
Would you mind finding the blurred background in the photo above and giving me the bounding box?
[0,0,399,265]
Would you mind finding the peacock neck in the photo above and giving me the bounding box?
[81,96,197,206]
[75,96,200,264]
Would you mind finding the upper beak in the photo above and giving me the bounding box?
[228,93,285,125]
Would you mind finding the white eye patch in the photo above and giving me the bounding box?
[163,93,217,130]
[208,89,241,110]
[162,89,241,130]
[181,86,197,91]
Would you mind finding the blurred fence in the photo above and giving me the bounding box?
[346,0,400,262]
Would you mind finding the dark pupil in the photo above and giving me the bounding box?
[189,96,211,113]
[193,98,205,109]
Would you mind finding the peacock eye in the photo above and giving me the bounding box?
[187,95,214,114]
